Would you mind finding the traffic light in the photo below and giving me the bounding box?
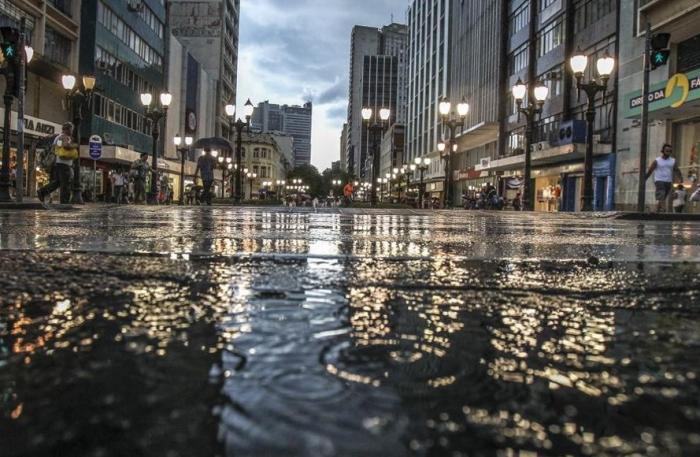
[0,26,20,96]
[650,32,671,71]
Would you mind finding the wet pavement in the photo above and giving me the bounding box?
[0,206,699,457]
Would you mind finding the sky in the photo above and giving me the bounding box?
[237,0,409,172]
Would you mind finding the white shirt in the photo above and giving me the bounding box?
[654,156,675,183]
[673,188,687,207]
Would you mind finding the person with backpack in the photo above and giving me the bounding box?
[38,122,78,206]
[194,148,217,206]
[131,153,151,204]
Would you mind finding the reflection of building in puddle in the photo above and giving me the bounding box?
[325,286,466,390]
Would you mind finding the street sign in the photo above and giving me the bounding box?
[89,135,102,160]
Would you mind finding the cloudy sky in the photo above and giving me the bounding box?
[237,0,409,171]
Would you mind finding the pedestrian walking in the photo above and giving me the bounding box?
[672,184,687,213]
[113,169,127,204]
[645,143,683,213]
[195,148,217,206]
[131,153,151,204]
[38,122,78,206]
[343,182,354,207]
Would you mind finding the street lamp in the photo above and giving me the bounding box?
[511,78,549,211]
[173,133,193,205]
[61,73,96,204]
[570,49,615,211]
[438,97,469,208]
[225,99,254,203]
[413,157,431,209]
[361,106,391,206]
[246,171,257,200]
[141,90,172,203]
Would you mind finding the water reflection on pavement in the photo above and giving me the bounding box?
[0,206,699,457]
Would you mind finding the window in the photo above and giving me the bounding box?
[509,1,529,36]
[537,17,563,57]
[47,0,72,17]
[574,0,614,33]
[505,129,525,157]
[93,94,150,135]
[509,44,529,75]
[44,27,71,65]
[97,1,162,67]
[540,0,557,10]
[138,3,164,38]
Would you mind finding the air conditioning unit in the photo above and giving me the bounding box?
[531,141,549,152]
[550,119,586,146]
[96,60,109,72]
[103,133,114,145]
[127,1,144,12]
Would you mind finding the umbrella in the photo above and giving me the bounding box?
[192,137,234,154]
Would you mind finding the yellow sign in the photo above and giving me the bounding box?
[665,73,690,108]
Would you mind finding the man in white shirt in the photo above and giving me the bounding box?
[645,143,683,212]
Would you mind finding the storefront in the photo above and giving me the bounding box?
[79,146,214,203]
[0,109,64,197]
[624,65,700,212]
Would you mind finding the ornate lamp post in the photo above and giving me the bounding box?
[569,49,615,212]
[246,171,257,200]
[140,91,172,203]
[361,107,390,207]
[225,99,254,203]
[61,74,96,204]
[511,78,549,211]
[438,97,469,208]
[173,133,193,205]
[414,157,431,209]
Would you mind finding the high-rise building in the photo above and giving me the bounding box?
[406,0,450,196]
[339,123,348,171]
[168,0,240,136]
[251,101,312,167]
[615,1,700,212]
[283,102,312,166]
[345,23,407,179]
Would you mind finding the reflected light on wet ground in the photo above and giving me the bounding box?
[0,206,699,456]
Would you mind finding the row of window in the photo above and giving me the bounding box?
[537,17,564,57]
[97,1,163,67]
[509,1,529,36]
[138,2,164,39]
[93,93,151,136]
[95,46,157,99]
[252,148,271,159]
[44,26,71,65]
[509,44,529,75]
[573,0,614,33]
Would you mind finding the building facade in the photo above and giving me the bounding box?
[251,100,312,167]
[0,0,82,196]
[168,0,240,137]
[615,0,700,212]
[345,23,407,179]
[406,0,451,198]
[239,131,285,199]
[455,0,619,212]
[339,122,348,171]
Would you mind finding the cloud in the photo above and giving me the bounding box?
[238,0,407,170]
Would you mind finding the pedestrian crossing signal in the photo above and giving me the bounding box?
[651,50,670,70]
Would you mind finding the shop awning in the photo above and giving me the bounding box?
[455,122,499,151]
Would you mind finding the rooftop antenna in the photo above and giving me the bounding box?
[391,13,394,23]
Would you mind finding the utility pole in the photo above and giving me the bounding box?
[637,21,651,213]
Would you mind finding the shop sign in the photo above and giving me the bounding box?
[0,108,61,137]
[625,67,700,118]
